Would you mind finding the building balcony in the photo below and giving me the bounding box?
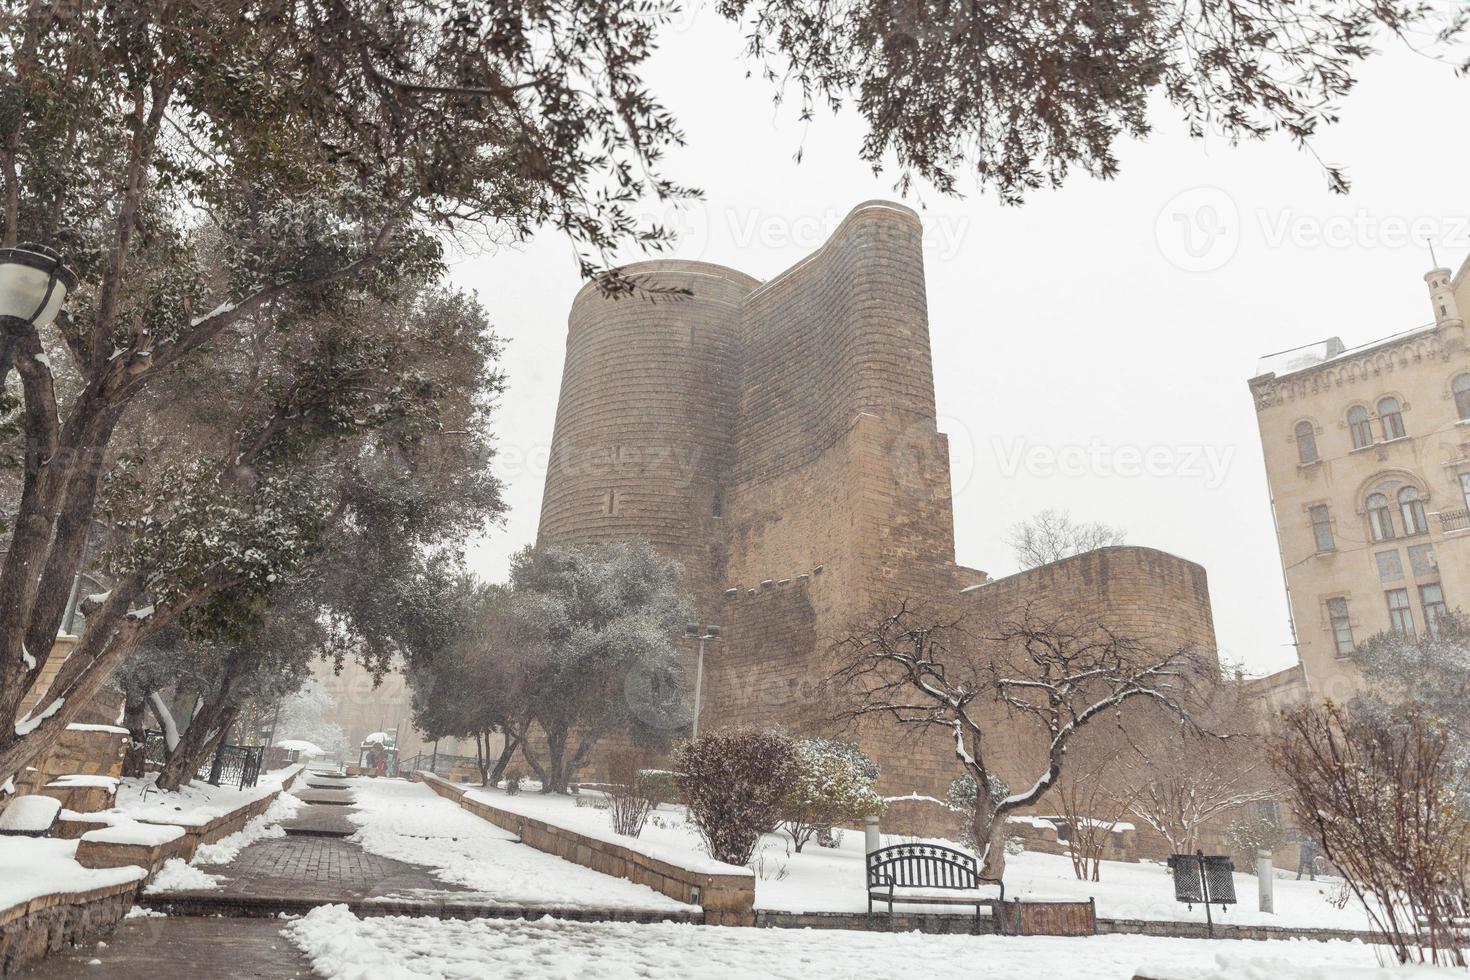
[1436,508,1470,533]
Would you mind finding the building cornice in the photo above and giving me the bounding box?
[1249,322,1461,412]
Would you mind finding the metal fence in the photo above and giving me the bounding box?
[143,729,265,790]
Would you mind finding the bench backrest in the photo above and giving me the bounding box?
[867,843,981,890]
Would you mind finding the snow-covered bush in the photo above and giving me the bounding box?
[1271,701,1470,966]
[778,739,884,852]
[1225,809,1288,871]
[675,727,798,866]
[504,770,523,796]
[639,769,681,808]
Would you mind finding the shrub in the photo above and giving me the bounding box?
[606,750,656,837]
[675,727,798,865]
[779,739,884,852]
[946,772,1008,849]
[1270,701,1470,966]
[504,769,523,796]
[1226,809,1289,872]
[639,769,681,808]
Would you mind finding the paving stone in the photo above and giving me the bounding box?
[19,916,312,979]
[280,804,358,838]
[292,788,354,806]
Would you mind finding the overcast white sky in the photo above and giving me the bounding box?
[450,10,1470,676]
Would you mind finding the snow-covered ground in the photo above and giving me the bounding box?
[458,784,1368,931]
[145,787,304,893]
[0,836,147,913]
[464,782,750,877]
[345,777,697,913]
[93,764,303,830]
[283,904,1435,980]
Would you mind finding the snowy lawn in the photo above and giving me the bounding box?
[457,785,1368,931]
[96,764,304,830]
[345,777,696,913]
[284,904,1432,980]
[0,836,147,913]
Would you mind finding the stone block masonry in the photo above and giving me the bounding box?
[537,200,1221,827]
[413,772,755,925]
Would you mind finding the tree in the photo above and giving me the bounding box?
[0,0,686,791]
[833,602,1210,878]
[406,580,532,786]
[1052,739,1133,882]
[1006,509,1126,571]
[273,680,347,758]
[1110,672,1276,854]
[1271,701,1470,966]
[1356,611,1470,764]
[498,541,692,794]
[721,0,1468,200]
[778,738,884,852]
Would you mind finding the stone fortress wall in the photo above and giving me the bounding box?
[538,201,1221,834]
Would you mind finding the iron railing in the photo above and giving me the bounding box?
[143,729,264,790]
[1437,509,1470,532]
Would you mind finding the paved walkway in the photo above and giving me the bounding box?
[21,917,313,979]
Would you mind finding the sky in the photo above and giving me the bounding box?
[450,9,1470,676]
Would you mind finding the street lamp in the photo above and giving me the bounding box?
[684,623,721,739]
[0,244,76,328]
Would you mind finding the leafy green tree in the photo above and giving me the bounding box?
[498,541,692,794]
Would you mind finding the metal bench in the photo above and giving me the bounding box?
[866,843,1006,933]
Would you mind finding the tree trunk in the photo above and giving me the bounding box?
[121,697,149,778]
[155,701,239,791]
[542,726,568,794]
[976,798,1009,880]
[488,730,520,785]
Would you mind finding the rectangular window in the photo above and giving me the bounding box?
[1309,505,1335,552]
[602,489,619,516]
[1408,543,1438,577]
[1375,550,1403,582]
[1461,472,1470,512]
[1421,583,1447,639]
[1386,588,1415,638]
[1327,597,1354,656]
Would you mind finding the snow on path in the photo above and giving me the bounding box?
[345,777,696,913]
[146,788,305,894]
[284,904,1435,980]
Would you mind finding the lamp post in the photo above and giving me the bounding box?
[0,243,76,329]
[684,623,721,739]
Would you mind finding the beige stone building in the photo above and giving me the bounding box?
[1249,255,1470,703]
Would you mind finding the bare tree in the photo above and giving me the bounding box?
[1271,702,1470,967]
[1053,740,1134,882]
[1006,509,1126,570]
[1112,674,1277,854]
[833,602,1208,878]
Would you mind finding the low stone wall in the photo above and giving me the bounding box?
[0,878,139,977]
[1096,915,1382,944]
[414,771,756,926]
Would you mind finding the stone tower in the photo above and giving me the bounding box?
[539,201,1218,821]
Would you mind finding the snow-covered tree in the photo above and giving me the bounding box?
[778,739,884,852]
[1355,611,1470,767]
[1109,671,1276,855]
[273,681,346,759]
[496,542,693,794]
[833,601,1214,878]
[0,0,688,792]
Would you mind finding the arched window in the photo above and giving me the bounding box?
[1367,492,1396,541]
[1348,406,1373,449]
[1453,374,1470,420]
[1399,486,1428,536]
[1378,396,1405,441]
[1295,421,1318,464]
